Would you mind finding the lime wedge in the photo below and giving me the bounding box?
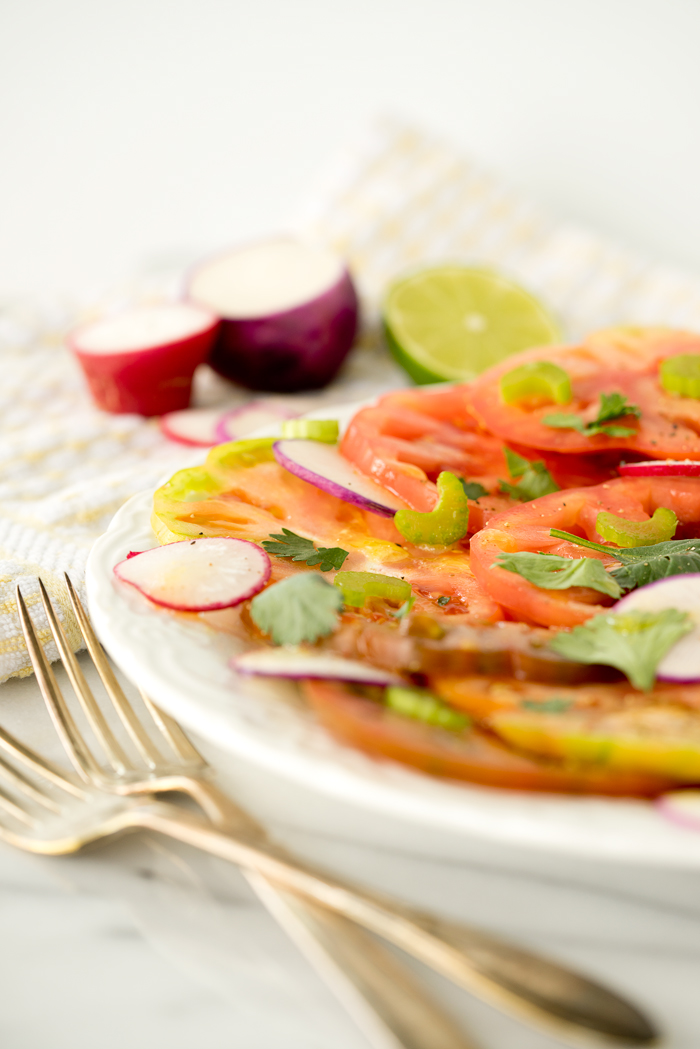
[383,266,560,384]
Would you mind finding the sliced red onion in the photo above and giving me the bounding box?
[160,407,225,447]
[69,303,219,416]
[114,537,270,611]
[273,439,406,517]
[614,574,700,682]
[187,238,358,392]
[619,460,700,477]
[231,647,403,685]
[215,401,298,443]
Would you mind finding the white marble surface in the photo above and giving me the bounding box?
[1,654,700,1048]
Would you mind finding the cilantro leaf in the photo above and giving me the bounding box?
[495,551,622,598]
[499,447,559,501]
[544,392,641,438]
[437,595,451,606]
[262,529,348,572]
[549,609,692,690]
[459,478,488,500]
[597,392,641,425]
[550,529,700,592]
[250,573,343,645]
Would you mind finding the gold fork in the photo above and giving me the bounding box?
[16,577,658,1048]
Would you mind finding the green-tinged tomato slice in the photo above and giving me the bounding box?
[394,471,469,546]
[281,419,339,443]
[596,506,678,548]
[334,571,411,608]
[386,686,471,732]
[659,355,700,399]
[491,705,700,782]
[500,361,572,408]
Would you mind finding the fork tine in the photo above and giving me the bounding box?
[0,782,37,828]
[138,688,204,764]
[37,579,133,775]
[16,583,100,783]
[0,723,86,800]
[64,575,163,770]
[0,755,63,814]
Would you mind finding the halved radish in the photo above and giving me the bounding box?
[273,439,407,518]
[215,401,298,443]
[114,537,270,611]
[231,647,403,685]
[187,238,358,392]
[619,460,700,478]
[70,303,219,416]
[160,407,224,446]
[614,575,700,681]
[657,790,700,831]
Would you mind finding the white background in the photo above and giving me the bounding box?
[2,0,700,300]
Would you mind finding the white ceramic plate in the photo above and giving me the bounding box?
[86,407,700,869]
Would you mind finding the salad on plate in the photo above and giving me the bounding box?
[114,325,700,802]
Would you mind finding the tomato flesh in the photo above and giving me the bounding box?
[466,327,700,458]
[470,475,700,627]
[304,679,673,795]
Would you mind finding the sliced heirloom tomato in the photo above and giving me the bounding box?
[152,438,503,623]
[340,385,620,531]
[303,679,673,795]
[466,326,700,458]
[470,475,700,627]
[433,675,700,788]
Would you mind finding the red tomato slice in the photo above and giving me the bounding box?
[470,475,700,627]
[303,679,673,796]
[466,327,700,458]
[340,385,619,531]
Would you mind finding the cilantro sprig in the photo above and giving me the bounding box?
[550,609,692,690]
[499,448,559,502]
[262,529,348,572]
[459,478,488,500]
[550,529,700,592]
[544,392,641,438]
[495,551,622,598]
[250,573,343,645]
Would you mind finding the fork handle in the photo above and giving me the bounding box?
[129,800,656,1047]
[183,779,476,1049]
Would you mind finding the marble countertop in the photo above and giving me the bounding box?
[2,655,700,1049]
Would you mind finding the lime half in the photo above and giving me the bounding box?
[383,266,560,384]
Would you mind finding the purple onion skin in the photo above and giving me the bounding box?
[208,270,359,392]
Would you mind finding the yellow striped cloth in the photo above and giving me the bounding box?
[5,116,700,681]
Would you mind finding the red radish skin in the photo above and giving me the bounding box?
[160,407,225,447]
[187,239,358,392]
[70,304,219,416]
[231,648,403,686]
[273,438,407,517]
[619,460,700,478]
[215,402,298,443]
[613,574,700,682]
[114,537,270,611]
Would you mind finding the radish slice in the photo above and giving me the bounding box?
[619,460,700,477]
[614,574,700,682]
[114,537,270,611]
[215,401,298,443]
[160,407,224,446]
[273,439,407,518]
[69,303,219,416]
[187,238,358,392]
[658,790,700,831]
[231,648,403,685]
